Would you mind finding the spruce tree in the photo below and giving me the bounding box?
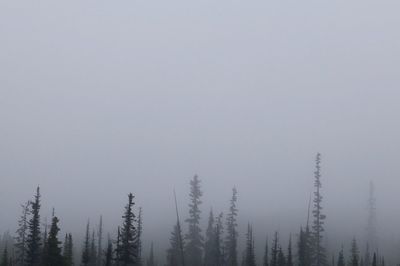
[270,232,279,266]
[184,175,203,266]
[63,233,74,266]
[104,237,113,266]
[89,230,97,266]
[312,153,327,266]
[349,238,359,266]
[214,213,224,266]
[42,216,63,266]
[81,221,91,266]
[263,237,269,266]
[146,243,156,266]
[166,222,184,266]
[364,244,371,266]
[1,246,8,266]
[244,224,256,266]
[287,236,293,266]
[371,254,376,266]
[15,201,30,266]
[97,216,103,266]
[136,208,143,266]
[204,209,216,266]
[337,247,344,266]
[26,187,42,266]
[225,187,238,266]
[116,193,137,266]
[277,247,286,266]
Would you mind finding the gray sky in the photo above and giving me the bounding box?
[1,0,400,261]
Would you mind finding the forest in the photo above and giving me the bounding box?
[0,153,383,266]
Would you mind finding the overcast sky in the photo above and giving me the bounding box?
[1,0,400,260]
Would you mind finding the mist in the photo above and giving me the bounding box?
[1,1,400,266]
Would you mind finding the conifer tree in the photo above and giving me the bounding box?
[81,221,91,266]
[364,244,371,266]
[225,187,238,266]
[42,216,63,266]
[204,209,216,266]
[115,227,121,266]
[263,237,269,266]
[97,216,103,266]
[277,247,286,266]
[26,187,42,266]
[270,232,279,266]
[371,254,376,266]
[136,208,143,266]
[312,153,327,266]
[146,243,156,266]
[104,237,113,266]
[244,224,256,266]
[337,247,344,266]
[15,201,30,266]
[214,213,224,266]
[63,233,74,266]
[287,236,293,266]
[1,246,8,266]
[184,175,203,266]
[349,238,359,266]
[298,227,312,266]
[89,230,97,266]
[166,222,184,266]
[116,193,137,266]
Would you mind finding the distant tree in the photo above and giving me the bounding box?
[337,247,345,266]
[204,209,216,266]
[1,246,9,266]
[104,237,113,266]
[116,193,137,266]
[81,221,91,266]
[184,175,203,266]
[298,226,312,266]
[15,201,30,266]
[26,186,42,266]
[263,237,269,266]
[42,216,63,266]
[277,247,286,266]
[97,216,103,266]
[311,153,327,266]
[349,238,359,266]
[287,235,293,266]
[244,224,256,266]
[63,233,74,266]
[166,222,184,266]
[225,187,238,266]
[146,243,156,266]
[364,244,371,266]
[114,227,121,266]
[270,232,279,266]
[371,254,377,266]
[136,208,143,266]
[214,213,224,266]
[89,230,97,266]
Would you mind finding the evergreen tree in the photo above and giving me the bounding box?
[349,238,359,266]
[287,236,293,266]
[115,227,121,266]
[204,209,216,266]
[26,187,42,266]
[225,187,238,266]
[81,221,90,266]
[166,222,184,266]
[97,216,103,266]
[116,193,137,266]
[15,201,30,266]
[146,243,156,266]
[1,246,8,266]
[63,233,74,266]
[337,247,344,266]
[214,213,224,266]
[371,254,376,266]
[42,216,63,266]
[136,208,143,266]
[89,230,97,266]
[311,153,327,266]
[277,247,286,266]
[263,237,269,266]
[364,244,371,266]
[104,237,113,266]
[244,224,256,266]
[270,232,279,266]
[184,175,203,266]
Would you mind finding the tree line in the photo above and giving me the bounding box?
[0,153,386,266]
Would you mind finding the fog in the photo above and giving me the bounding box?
[1,1,400,265]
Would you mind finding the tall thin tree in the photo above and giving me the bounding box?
[26,187,42,266]
[225,187,238,266]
